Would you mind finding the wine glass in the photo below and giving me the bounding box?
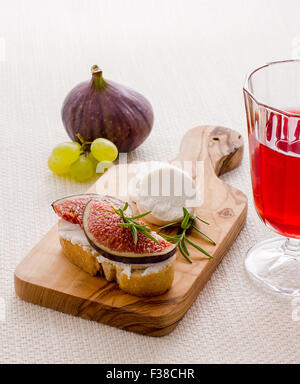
[243,59,300,296]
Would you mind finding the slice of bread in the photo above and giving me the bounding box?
[101,259,175,297]
[116,263,174,297]
[59,237,101,276]
[59,236,175,296]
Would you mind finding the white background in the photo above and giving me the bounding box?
[1,0,299,363]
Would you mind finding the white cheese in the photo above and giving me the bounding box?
[128,161,168,202]
[129,161,197,225]
[58,220,98,255]
[97,255,176,279]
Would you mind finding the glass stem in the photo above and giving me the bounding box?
[282,238,300,257]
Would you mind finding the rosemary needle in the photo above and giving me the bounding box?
[159,207,215,263]
[114,203,159,245]
[191,225,216,245]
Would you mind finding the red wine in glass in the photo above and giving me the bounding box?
[250,114,300,238]
[244,60,300,296]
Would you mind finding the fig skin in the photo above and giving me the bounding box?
[86,240,177,265]
[61,66,154,153]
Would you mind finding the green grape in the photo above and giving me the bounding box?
[52,142,81,165]
[48,155,70,176]
[69,156,95,182]
[88,152,98,170]
[96,160,113,174]
[91,138,118,162]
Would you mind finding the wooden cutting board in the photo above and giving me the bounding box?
[14,125,247,336]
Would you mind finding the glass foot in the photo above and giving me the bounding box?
[245,237,300,297]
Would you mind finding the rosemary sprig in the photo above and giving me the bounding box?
[159,208,215,263]
[114,203,159,245]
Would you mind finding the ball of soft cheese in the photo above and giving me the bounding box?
[128,161,169,203]
[134,163,197,226]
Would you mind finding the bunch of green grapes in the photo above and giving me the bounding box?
[48,138,118,182]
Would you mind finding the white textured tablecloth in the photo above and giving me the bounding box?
[1,0,299,364]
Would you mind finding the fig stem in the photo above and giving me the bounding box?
[91,65,107,91]
[76,133,92,153]
[76,133,86,145]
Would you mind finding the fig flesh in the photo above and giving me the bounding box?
[83,199,177,264]
[52,194,131,226]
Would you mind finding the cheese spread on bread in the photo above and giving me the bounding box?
[58,219,98,255]
[97,255,176,278]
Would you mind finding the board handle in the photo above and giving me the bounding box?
[171,125,244,178]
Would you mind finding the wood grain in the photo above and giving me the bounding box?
[14,125,247,336]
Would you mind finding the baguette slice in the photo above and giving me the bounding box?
[59,237,101,276]
[116,263,174,297]
[101,257,175,297]
[59,236,175,296]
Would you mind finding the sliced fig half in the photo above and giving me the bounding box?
[52,194,131,226]
[83,199,177,264]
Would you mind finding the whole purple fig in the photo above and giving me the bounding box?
[62,65,154,152]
